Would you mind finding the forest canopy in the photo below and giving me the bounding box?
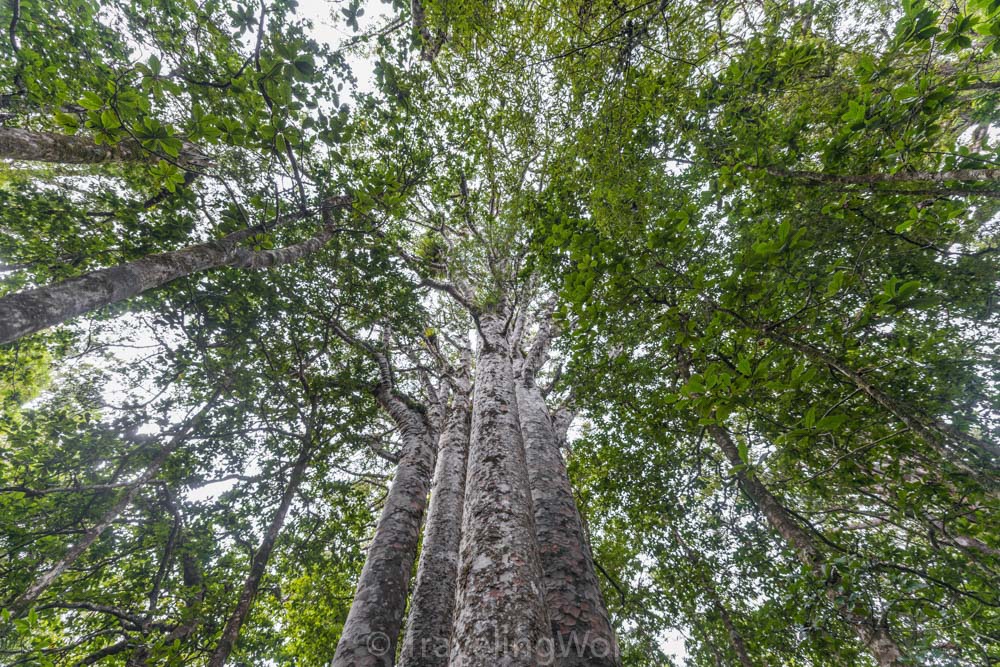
[0,0,998,665]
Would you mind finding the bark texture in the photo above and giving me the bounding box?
[332,386,437,667]
[450,312,550,667]
[516,381,620,666]
[0,218,340,345]
[398,394,471,667]
[208,441,313,667]
[0,127,207,166]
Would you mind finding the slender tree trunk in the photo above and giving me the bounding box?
[0,127,207,166]
[705,421,904,667]
[126,539,206,666]
[399,393,471,667]
[450,310,550,667]
[3,397,217,619]
[0,217,341,345]
[674,530,754,667]
[332,386,437,667]
[715,601,754,667]
[207,440,313,667]
[516,380,620,666]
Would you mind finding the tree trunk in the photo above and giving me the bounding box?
[0,219,339,345]
[706,422,904,667]
[207,440,313,667]
[516,381,620,666]
[674,530,754,667]
[4,396,217,620]
[450,311,550,667]
[332,386,437,667]
[0,127,207,166]
[715,601,754,667]
[399,393,471,667]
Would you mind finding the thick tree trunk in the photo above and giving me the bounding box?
[516,381,620,666]
[207,440,313,667]
[399,394,471,667]
[0,127,207,166]
[0,219,339,345]
[450,311,550,667]
[705,422,904,667]
[332,386,437,667]
[3,397,217,620]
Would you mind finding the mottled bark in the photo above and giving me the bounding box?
[706,422,904,667]
[332,386,437,667]
[410,0,446,61]
[399,394,471,667]
[3,397,217,620]
[207,441,313,667]
[450,311,550,667]
[0,217,341,345]
[517,381,620,666]
[0,127,207,166]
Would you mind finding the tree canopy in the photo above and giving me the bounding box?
[0,0,998,665]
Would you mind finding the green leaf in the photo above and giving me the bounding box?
[78,91,104,110]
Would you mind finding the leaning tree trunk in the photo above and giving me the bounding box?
[706,421,905,667]
[3,396,218,620]
[332,386,437,667]
[398,393,471,667]
[450,310,550,667]
[516,381,620,666]
[0,216,341,345]
[674,530,755,667]
[0,127,207,166]
[207,439,313,667]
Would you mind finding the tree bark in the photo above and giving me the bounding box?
[207,440,313,667]
[0,215,343,345]
[516,379,619,664]
[450,310,550,667]
[3,396,218,620]
[398,393,471,667]
[704,420,905,667]
[332,385,437,667]
[0,127,207,166]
